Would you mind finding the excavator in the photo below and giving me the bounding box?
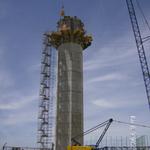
[67,118,113,150]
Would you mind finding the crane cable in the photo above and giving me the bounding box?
[135,0,150,33]
[114,120,150,129]
[71,119,150,143]
[72,119,110,140]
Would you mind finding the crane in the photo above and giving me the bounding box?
[68,118,113,150]
[126,0,150,110]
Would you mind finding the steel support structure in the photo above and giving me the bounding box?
[126,0,150,110]
[37,33,55,149]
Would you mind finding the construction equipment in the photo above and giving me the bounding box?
[68,118,113,150]
[126,0,150,110]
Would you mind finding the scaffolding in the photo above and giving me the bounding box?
[37,33,56,149]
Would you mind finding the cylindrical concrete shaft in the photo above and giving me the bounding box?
[55,43,83,150]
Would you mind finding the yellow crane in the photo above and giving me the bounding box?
[68,118,113,150]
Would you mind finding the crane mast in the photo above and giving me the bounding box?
[126,0,150,110]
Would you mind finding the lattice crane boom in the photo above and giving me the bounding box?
[126,0,150,110]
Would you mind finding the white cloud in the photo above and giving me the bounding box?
[0,46,39,125]
[0,69,38,125]
[93,99,115,108]
[84,60,100,71]
[0,94,38,110]
[0,62,38,111]
[87,73,126,84]
[0,70,37,111]
[84,47,135,71]
[92,98,145,109]
[0,90,38,125]
[84,34,136,72]
[0,109,37,125]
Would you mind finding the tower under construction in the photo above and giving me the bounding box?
[48,11,92,150]
[38,8,92,150]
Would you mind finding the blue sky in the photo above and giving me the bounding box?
[0,0,150,148]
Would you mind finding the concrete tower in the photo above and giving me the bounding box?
[48,11,92,150]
